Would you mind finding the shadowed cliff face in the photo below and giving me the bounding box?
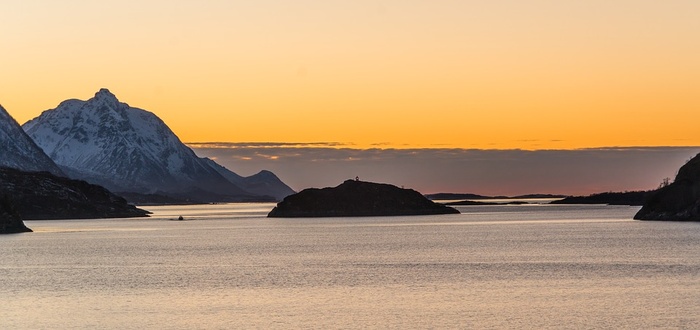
[268,180,459,218]
[0,195,32,234]
[635,153,700,221]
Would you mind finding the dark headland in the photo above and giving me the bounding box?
[635,153,700,221]
[268,180,460,218]
[0,195,32,234]
[0,167,150,220]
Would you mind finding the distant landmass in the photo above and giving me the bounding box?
[551,191,653,206]
[429,190,656,206]
[426,193,566,200]
[0,167,149,220]
[22,89,294,203]
[635,153,700,221]
[269,180,460,217]
[445,200,530,206]
[202,158,293,201]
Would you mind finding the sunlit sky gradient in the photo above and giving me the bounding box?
[2,1,698,149]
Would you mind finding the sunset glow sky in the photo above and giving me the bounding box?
[2,1,699,149]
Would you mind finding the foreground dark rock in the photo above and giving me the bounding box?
[0,167,149,220]
[551,191,653,206]
[268,180,460,218]
[0,195,32,234]
[635,154,700,221]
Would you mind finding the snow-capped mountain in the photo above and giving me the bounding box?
[23,89,290,202]
[0,104,64,176]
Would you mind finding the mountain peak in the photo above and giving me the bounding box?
[93,88,119,104]
[22,91,294,202]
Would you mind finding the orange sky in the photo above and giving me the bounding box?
[1,1,698,149]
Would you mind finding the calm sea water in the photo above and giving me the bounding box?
[2,203,699,329]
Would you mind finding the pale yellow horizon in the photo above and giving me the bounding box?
[2,1,698,150]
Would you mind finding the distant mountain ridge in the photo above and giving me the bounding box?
[23,89,293,202]
[202,158,293,201]
[0,105,64,176]
[551,191,652,206]
[425,193,566,200]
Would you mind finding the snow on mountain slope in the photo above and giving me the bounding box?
[22,89,261,201]
[0,104,64,176]
[202,158,295,200]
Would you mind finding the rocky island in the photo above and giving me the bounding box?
[268,180,460,217]
[635,153,700,221]
[0,195,32,234]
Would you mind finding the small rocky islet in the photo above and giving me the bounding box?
[268,179,459,218]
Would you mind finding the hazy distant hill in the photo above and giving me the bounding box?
[551,191,652,206]
[202,158,294,201]
[0,104,64,176]
[426,193,566,200]
[23,89,292,203]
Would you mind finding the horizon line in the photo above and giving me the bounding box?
[186,142,700,151]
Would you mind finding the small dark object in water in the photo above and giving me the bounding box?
[178,215,184,221]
